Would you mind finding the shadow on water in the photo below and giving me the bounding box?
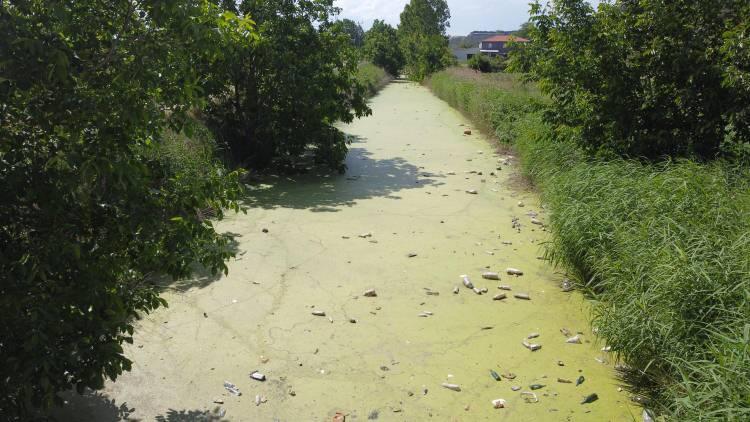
[242,143,445,212]
[48,390,227,422]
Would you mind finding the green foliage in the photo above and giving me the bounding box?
[356,62,393,97]
[207,0,371,171]
[468,55,506,73]
[339,18,365,48]
[364,19,405,77]
[0,0,253,416]
[427,68,750,420]
[397,0,452,81]
[512,0,750,160]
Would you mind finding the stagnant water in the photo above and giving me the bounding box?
[58,81,637,421]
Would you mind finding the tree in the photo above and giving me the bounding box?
[398,0,452,81]
[513,21,534,39]
[0,0,254,417]
[207,0,371,171]
[340,18,365,48]
[364,19,405,77]
[512,0,750,160]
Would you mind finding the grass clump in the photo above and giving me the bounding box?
[356,62,393,97]
[426,68,750,420]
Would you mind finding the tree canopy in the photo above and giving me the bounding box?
[398,0,453,81]
[339,18,365,48]
[0,0,254,416]
[364,19,405,77]
[512,0,750,160]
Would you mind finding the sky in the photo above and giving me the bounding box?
[334,0,600,36]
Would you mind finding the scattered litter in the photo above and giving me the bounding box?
[522,340,542,351]
[576,376,585,386]
[518,201,525,207]
[530,384,545,390]
[490,370,501,381]
[441,383,461,392]
[461,275,474,289]
[359,232,373,238]
[249,371,266,381]
[334,412,346,422]
[558,378,572,384]
[466,189,478,195]
[418,312,430,317]
[213,398,224,404]
[514,293,531,300]
[363,289,377,297]
[407,252,418,258]
[581,393,599,404]
[481,326,494,330]
[472,287,483,295]
[349,318,357,324]
[521,392,539,403]
[262,228,269,233]
[482,272,500,280]
[492,293,507,301]
[425,290,440,296]
[557,360,565,366]
[511,385,521,391]
[527,333,540,339]
[223,381,241,396]
[453,286,460,294]
[566,335,582,344]
[601,346,612,352]
[530,218,543,225]
[312,310,326,317]
[502,372,517,380]
[464,129,472,135]
[498,285,512,291]
[506,268,524,276]
[560,328,572,337]
[561,279,574,292]
[492,398,507,409]
[422,311,433,315]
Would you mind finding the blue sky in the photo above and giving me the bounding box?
[334,0,601,36]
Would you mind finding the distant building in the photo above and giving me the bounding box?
[479,35,529,57]
[452,47,480,62]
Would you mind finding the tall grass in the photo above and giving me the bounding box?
[356,62,393,98]
[426,68,750,420]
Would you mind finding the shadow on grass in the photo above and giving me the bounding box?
[242,144,445,212]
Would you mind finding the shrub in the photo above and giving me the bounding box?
[207,0,371,171]
[468,55,507,73]
[513,0,750,160]
[0,1,250,417]
[356,62,393,97]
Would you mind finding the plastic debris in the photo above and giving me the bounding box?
[522,340,542,351]
[506,268,524,276]
[557,378,572,384]
[453,286,460,294]
[530,384,545,390]
[581,393,599,404]
[492,398,507,409]
[566,335,582,344]
[498,285,512,291]
[492,293,507,301]
[466,189,478,194]
[482,272,500,280]
[514,293,531,300]
[461,275,474,289]
[312,310,326,317]
[441,383,461,392]
[490,370,501,381]
[521,392,539,403]
[223,381,241,396]
[363,289,377,297]
[576,376,585,386]
[527,333,540,339]
[249,371,266,381]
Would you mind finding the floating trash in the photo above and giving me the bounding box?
[527,333,540,339]
[581,393,599,404]
[491,398,507,409]
[576,376,585,386]
[506,268,524,276]
[522,340,542,351]
[521,392,539,403]
[566,335,582,344]
[223,381,241,396]
[529,384,545,390]
[490,370,501,381]
[557,378,572,384]
[498,285,512,291]
[249,371,266,381]
[461,275,474,289]
[441,383,461,392]
[363,289,377,297]
[492,293,507,301]
[312,311,326,317]
[514,293,531,300]
[453,286,460,294]
[482,272,500,280]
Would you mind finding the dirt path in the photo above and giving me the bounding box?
[58,81,636,421]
